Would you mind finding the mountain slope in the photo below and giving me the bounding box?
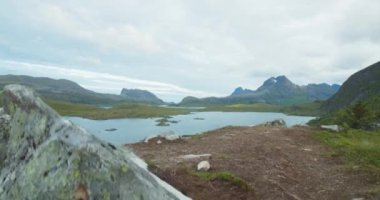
[0,75,126,105]
[121,88,164,105]
[306,83,341,101]
[180,76,339,106]
[322,61,380,111]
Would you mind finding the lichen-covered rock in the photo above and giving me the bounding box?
[0,85,190,200]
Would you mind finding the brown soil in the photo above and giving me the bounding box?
[127,126,379,200]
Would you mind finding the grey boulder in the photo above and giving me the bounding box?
[0,84,190,200]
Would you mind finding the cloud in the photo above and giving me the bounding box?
[33,3,162,54]
[0,0,379,100]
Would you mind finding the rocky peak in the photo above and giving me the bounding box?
[257,75,297,92]
[230,87,255,96]
[0,84,189,199]
[262,77,277,87]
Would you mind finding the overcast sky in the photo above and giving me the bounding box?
[0,0,379,102]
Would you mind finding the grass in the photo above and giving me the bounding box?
[192,171,250,191]
[278,101,322,116]
[203,102,321,116]
[314,129,380,175]
[42,98,322,119]
[309,99,380,128]
[44,98,192,119]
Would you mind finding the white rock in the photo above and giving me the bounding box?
[164,134,180,141]
[159,131,180,141]
[197,161,211,171]
[321,125,340,132]
[157,140,162,144]
[144,135,157,143]
[178,154,212,161]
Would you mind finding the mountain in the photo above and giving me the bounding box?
[120,88,164,105]
[322,61,380,111]
[179,76,340,106]
[230,87,255,96]
[306,83,341,101]
[0,75,127,105]
[0,75,165,105]
[0,85,189,199]
[254,76,306,102]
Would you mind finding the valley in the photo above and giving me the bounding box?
[0,61,379,199]
[1,1,380,199]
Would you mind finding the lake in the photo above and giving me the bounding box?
[67,112,314,145]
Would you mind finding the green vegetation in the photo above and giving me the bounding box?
[44,99,192,119]
[315,129,380,176]
[155,118,170,126]
[309,100,380,129]
[203,101,322,116]
[192,171,250,191]
[155,116,178,126]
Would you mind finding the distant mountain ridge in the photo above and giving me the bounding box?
[0,75,164,105]
[179,76,340,106]
[120,88,164,104]
[322,61,380,111]
[230,87,255,96]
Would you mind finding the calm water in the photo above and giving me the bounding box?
[67,112,314,145]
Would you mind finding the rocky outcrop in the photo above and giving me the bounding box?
[144,131,181,143]
[261,119,287,128]
[0,85,190,200]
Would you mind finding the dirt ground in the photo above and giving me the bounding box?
[127,126,380,200]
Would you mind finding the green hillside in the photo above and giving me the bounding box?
[310,61,380,128]
[322,61,380,112]
[0,75,128,105]
[0,75,165,105]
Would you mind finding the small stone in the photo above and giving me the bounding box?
[178,154,212,161]
[321,125,340,132]
[197,161,211,171]
[157,140,162,144]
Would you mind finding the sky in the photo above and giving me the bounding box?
[0,0,379,102]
